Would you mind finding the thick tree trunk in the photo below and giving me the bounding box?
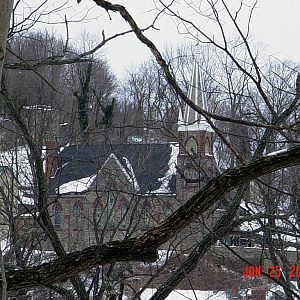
[0,0,13,81]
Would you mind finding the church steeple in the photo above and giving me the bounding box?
[176,46,215,198]
[178,48,213,133]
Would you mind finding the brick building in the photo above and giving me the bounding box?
[44,49,219,252]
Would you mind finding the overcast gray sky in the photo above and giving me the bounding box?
[28,0,300,77]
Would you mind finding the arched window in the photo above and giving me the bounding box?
[73,202,83,230]
[186,138,198,155]
[74,203,82,217]
[52,203,62,229]
[141,202,151,228]
[107,192,117,227]
[119,199,129,224]
[93,201,103,228]
[205,138,211,155]
[165,206,172,217]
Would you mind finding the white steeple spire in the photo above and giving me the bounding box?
[178,46,213,132]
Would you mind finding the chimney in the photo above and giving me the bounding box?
[45,141,59,183]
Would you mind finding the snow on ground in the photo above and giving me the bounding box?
[149,143,179,194]
[141,289,228,300]
[156,250,169,266]
[146,250,172,267]
[267,282,300,299]
[57,174,97,194]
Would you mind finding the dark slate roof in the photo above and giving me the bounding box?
[49,143,177,195]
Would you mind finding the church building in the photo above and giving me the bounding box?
[40,49,218,251]
[11,48,222,253]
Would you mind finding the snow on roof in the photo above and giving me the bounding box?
[51,143,176,195]
[147,143,178,194]
[276,231,300,251]
[20,213,39,217]
[266,149,288,157]
[59,143,70,153]
[122,156,140,191]
[0,146,32,187]
[56,174,96,194]
[240,201,265,214]
[239,220,262,232]
[100,153,140,191]
[141,289,227,300]
[0,145,49,190]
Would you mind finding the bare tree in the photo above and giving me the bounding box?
[1,1,300,300]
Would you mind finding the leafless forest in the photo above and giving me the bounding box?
[0,1,300,299]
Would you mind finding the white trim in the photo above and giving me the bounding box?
[178,122,213,132]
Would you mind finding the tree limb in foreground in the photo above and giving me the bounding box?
[3,146,300,292]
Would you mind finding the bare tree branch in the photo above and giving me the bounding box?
[2,144,300,291]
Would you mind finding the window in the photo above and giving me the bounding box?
[141,202,151,228]
[141,209,150,228]
[184,168,199,181]
[239,237,254,247]
[52,203,62,229]
[165,206,172,217]
[107,192,117,227]
[223,235,254,247]
[93,201,103,228]
[205,138,211,155]
[73,202,83,230]
[186,138,198,155]
[119,200,129,224]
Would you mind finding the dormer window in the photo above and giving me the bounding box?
[186,138,198,155]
